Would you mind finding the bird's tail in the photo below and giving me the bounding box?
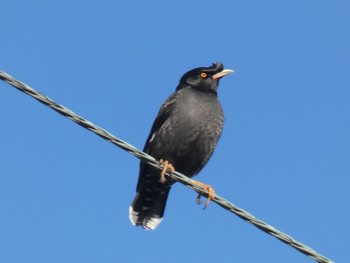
[129,188,171,230]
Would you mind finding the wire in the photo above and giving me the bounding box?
[0,70,333,263]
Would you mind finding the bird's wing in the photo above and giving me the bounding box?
[143,92,178,153]
[136,92,178,191]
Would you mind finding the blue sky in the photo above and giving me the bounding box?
[1,1,349,262]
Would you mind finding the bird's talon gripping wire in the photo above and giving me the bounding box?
[159,159,175,183]
[193,180,215,209]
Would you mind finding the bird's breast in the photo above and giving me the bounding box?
[155,90,223,176]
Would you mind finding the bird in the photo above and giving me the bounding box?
[129,62,233,230]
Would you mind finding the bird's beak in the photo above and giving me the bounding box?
[212,69,234,80]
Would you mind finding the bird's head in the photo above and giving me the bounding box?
[176,62,233,93]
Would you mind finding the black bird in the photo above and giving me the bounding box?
[129,63,233,230]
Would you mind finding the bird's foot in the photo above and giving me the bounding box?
[159,159,175,183]
[193,180,215,209]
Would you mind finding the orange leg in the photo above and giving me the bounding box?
[159,159,175,183]
[192,180,215,208]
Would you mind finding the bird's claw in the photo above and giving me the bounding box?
[193,180,215,209]
[159,159,175,183]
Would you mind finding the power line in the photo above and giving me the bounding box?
[0,70,333,263]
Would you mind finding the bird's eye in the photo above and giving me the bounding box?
[200,72,207,78]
